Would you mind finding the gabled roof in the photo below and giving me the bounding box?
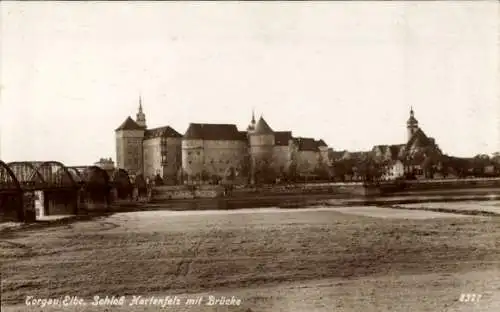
[115,116,144,131]
[144,126,182,140]
[294,137,318,152]
[328,149,345,162]
[373,145,388,154]
[183,123,246,141]
[389,144,406,160]
[274,131,292,146]
[316,139,328,148]
[342,151,371,160]
[406,128,432,150]
[253,117,274,135]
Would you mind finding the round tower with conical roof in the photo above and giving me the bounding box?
[407,107,419,142]
[249,115,275,183]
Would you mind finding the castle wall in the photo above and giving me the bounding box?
[143,137,181,183]
[182,139,247,180]
[203,140,247,177]
[249,134,275,147]
[116,129,144,175]
[143,137,161,178]
[296,150,319,174]
[163,137,182,182]
[249,134,275,165]
[182,139,205,177]
[272,145,291,172]
[319,147,329,166]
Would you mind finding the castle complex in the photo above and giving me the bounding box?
[116,98,441,183]
[115,98,330,184]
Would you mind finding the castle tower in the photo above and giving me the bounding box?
[246,109,256,134]
[115,116,145,175]
[249,115,275,183]
[136,96,147,128]
[406,106,419,142]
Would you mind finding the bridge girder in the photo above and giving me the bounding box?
[6,161,78,190]
[0,160,22,192]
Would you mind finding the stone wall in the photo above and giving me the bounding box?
[182,139,247,180]
[152,185,224,200]
[116,129,144,175]
[143,137,182,183]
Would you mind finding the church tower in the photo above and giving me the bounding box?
[406,106,419,142]
[136,96,147,128]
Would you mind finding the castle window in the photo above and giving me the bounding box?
[188,161,192,165]
[197,152,200,156]
[188,152,192,156]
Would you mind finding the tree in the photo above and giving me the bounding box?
[286,157,298,183]
[421,156,434,179]
[154,174,164,186]
[439,155,451,178]
[254,159,277,185]
[240,155,251,183]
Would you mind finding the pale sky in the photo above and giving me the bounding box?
[1,1,498,166]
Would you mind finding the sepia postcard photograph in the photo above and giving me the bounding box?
[0,1,499,311]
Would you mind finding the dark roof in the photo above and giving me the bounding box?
[389,144,405,160]
[373,145,388,154]
[328,149,345,162]
[343,151,371,160]
[294,137,318,152]
[316,139,327,148]
[253,117,274,135]
[115,116,144,131]
[274,131,292,146]
[183,123,246,141]
[406,128,432,150]
[238,131,248,141]
[144,126,182,140]
[407,115,418,125]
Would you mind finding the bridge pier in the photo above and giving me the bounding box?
[79,188,111,213]
[43,189,79,216]
[0,192,25,222]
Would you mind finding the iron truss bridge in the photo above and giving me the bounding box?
[0,161,132,193]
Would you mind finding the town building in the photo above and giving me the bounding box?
[371,107,442,179]
[115,101,330,184]
[94,158,115,171]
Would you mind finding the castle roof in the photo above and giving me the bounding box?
[253,117,274,135]
[316,139,328,148]
[115,116,144,131]
[144,126,182,140]
[183,123,246,141]
[274,131,292,146]
[294,137,319,152]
